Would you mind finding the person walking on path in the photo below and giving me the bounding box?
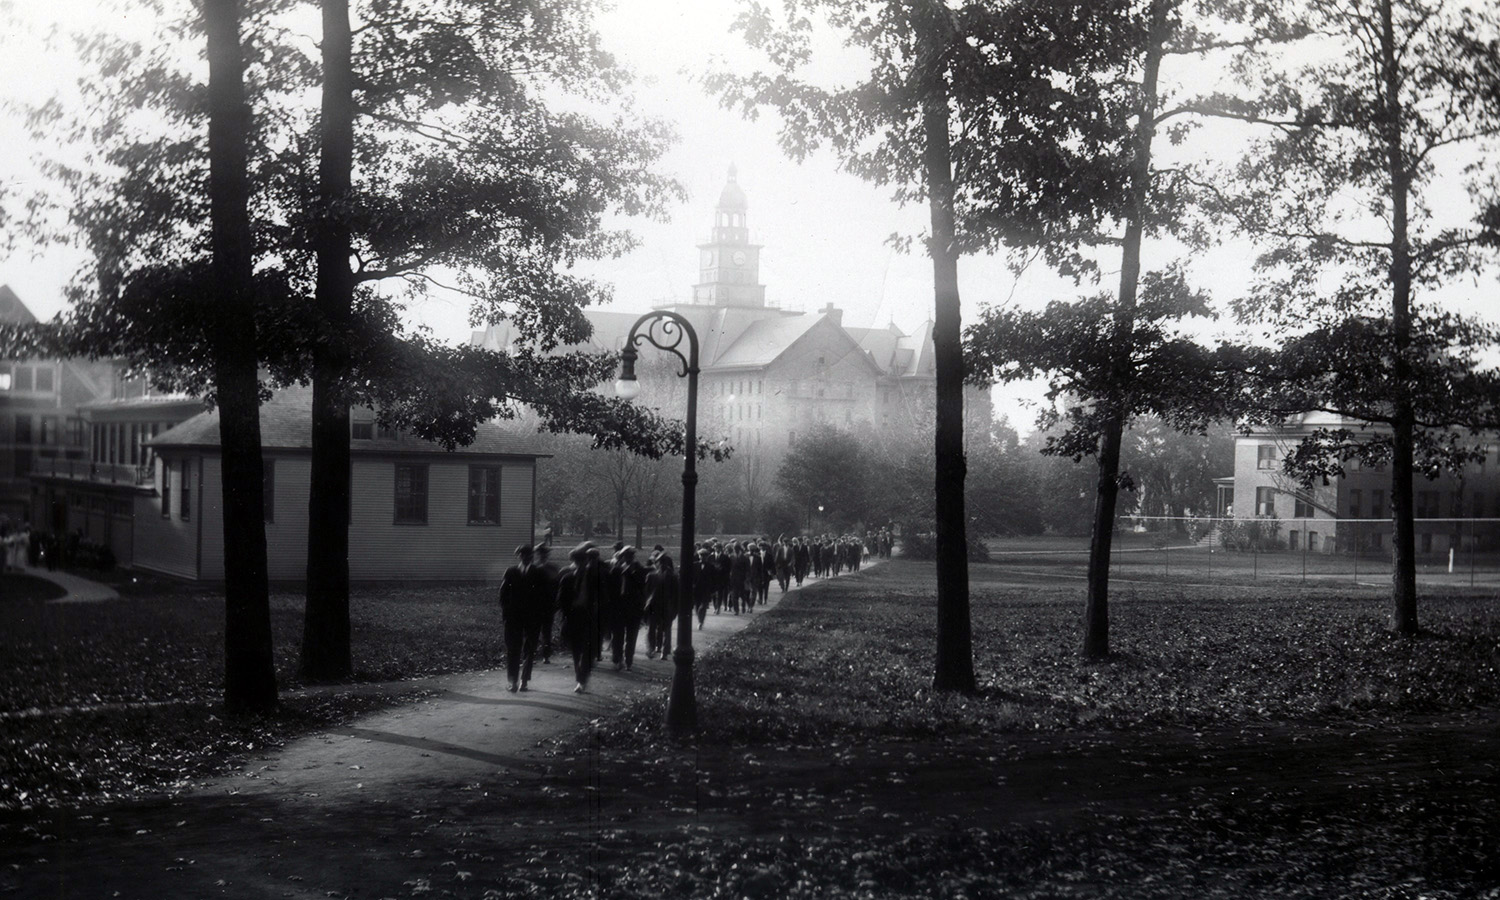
[556,543,604,693]
[612,546,647,670]
[534,543,559,664]
[498,544,542,693]
[644,551,678,660]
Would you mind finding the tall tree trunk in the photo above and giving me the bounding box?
[922,65,975,694]
[204,0,277,713]
[1378,0,1418,635]
[302,0,355,681]
[1083,0,1169,660]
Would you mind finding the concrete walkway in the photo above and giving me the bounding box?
[14,563,120,603]
[207,571,854,801]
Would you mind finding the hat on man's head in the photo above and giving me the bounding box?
[515,544,533,558]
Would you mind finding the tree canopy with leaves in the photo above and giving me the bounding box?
[1,0,706,692]
[1203,0,1500,635]
[962,0,1297,657]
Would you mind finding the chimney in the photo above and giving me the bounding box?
[820,302,842,326]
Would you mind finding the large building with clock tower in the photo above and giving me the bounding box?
[692,165,767,308]
[474,165,993,522]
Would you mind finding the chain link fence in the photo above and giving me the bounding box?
[982,516,1500,588]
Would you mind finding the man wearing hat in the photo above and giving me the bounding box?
[498,544,540,692]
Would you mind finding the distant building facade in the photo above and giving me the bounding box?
[0,285,114,525]
[1228,411,1500,554]
[137,386,541,582]
[472,166,992,470]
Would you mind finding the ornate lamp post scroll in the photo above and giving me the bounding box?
[614,310,700,736]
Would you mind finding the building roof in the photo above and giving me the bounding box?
[711,313,827,369]
[0,285,38,326]
[717,164,747,211]
[149,385,548,457]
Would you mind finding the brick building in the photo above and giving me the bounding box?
[472,166,992,471]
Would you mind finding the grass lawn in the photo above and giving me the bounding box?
[5,559,1500,897]
[442,558,1500,898]
[0,572,67,602]
[0,580,506,809]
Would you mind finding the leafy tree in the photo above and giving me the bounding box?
[1125,416,1234,529]
[1209,0,1500,634]
[292,0,685,679]
[964,433,1044,538]
[2,0,703,688]
[774,423,870,531]
[964,0,1293,657]
[715,0,1014,691]
[204,0,277,713]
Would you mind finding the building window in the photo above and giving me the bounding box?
[1421,532,1433,553]
[263,460,275,524]
[161,461,172,518]
[1256,445,1278,470]
[39,417,56,446]
[1348,489,1362,519]
[468,465,500,525]
[395,464,428,524]
[180,459,192,520]
[35,366,54,393]
[1293,497,1314,519]
[1255,487,1275,517]
[66,418,84,447]
[1416,490,1438,518]
[1372,490,1385,519]
[13,448,31,478]
[1289,530,1299,550]
[1309,531,1320,552]
[13,366,32,392]
[352,420,374,440]
[14,415,31,444]
[377,423,399,440]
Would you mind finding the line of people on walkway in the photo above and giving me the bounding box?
[497,533,874,695]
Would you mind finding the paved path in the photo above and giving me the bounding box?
[209,574,832,801]
[13,563,120,603]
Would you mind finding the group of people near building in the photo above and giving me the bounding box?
[497,531,878,695]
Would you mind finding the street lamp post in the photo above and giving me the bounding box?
[614,310,700,736]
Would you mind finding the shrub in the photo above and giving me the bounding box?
[898,532,989,561]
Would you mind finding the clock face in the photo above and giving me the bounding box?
[732,250,747,266]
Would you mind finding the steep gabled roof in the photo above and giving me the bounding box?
[844,323,905,374]
[0,285,38,326]
[892,319,936,377]
[149,385,547,457]
[709,313,826,369]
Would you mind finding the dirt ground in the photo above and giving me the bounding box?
[4,700,1498,897]
[5,560,1499,898]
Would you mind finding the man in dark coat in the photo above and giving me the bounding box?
[695,545,714,627]
[556,543,603,693]
[774,537,793,592]
[612,546,647,670]
[729,543,750,614]
[534,543,560,664]
[793,538,810,586]
[645,551,678,660]
[498,544,535,693]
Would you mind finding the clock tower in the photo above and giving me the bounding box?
[693,165,767,307]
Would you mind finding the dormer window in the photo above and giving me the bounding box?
[351,407,375,440]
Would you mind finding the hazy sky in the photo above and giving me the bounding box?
[2,0,1496,431]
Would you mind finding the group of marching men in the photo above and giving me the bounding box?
[497,533,875,695]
